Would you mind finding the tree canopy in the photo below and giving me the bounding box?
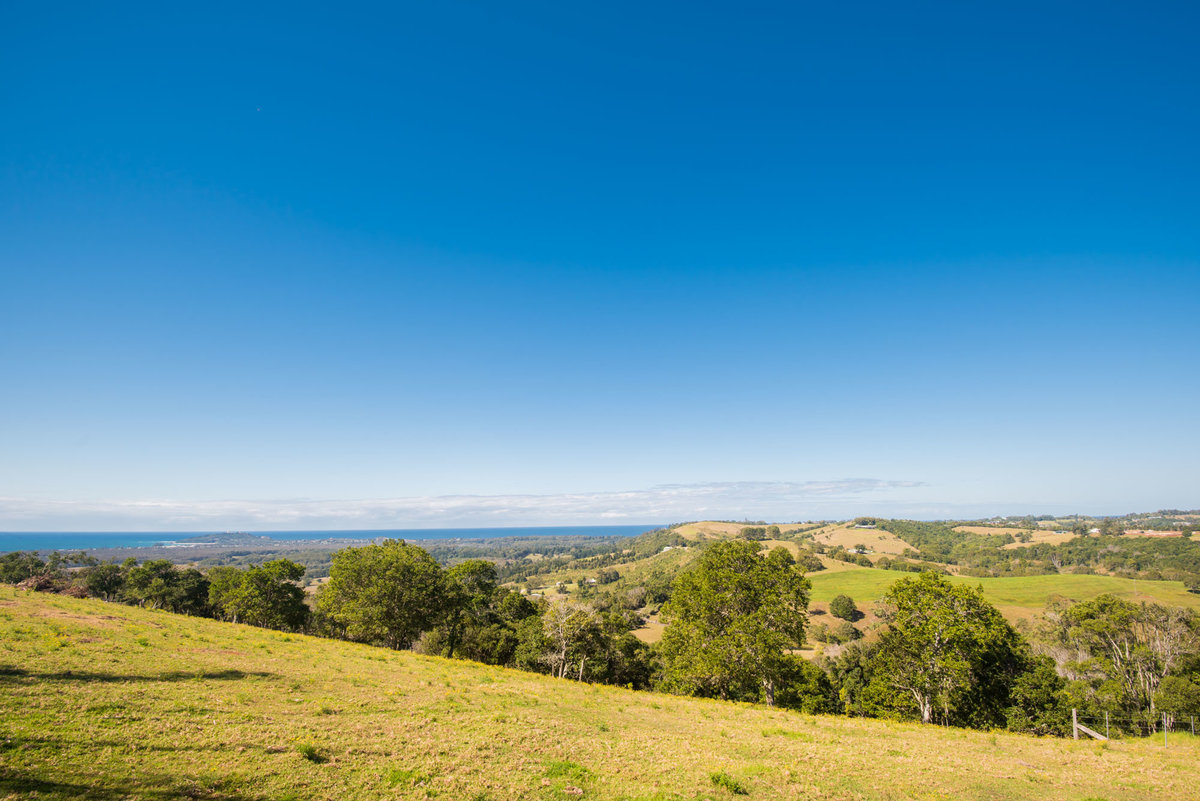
[829,594,858,621]
[866,572,1028,726]
[208,558,309,631]
[316,540,445,649]
[659,541,810,706]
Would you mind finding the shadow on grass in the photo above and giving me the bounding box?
[0,666,275,683]
[0,769,263,801]
[2,732,263,756]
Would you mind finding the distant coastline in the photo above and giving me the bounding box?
[0,525,663,554]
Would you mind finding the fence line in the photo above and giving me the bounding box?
[1069,708,1200,744]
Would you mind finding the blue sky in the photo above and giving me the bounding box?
[2,1,1197,530]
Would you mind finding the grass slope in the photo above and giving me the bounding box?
[808,565,1200,619]
[3,589,1200,800]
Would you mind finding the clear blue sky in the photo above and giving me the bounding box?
[2,1,1197,529]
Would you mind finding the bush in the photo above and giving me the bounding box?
[829,594,858,621]
[832,621,862,642]
[295,743,325,763]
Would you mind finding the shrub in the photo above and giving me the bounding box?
[709,771,749,795]
[295,743,325,763]
[832,621,862,642]
[829,594,858,621]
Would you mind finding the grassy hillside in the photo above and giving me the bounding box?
[808,564,1200,619]
[3,588,1200,800]
[809,524,911,559]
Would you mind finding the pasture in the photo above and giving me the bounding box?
[807,565,1200,619]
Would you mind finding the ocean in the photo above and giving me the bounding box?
[0,525,663,554]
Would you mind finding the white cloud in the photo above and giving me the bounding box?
[0,479,931,531]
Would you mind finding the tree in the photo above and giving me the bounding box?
[439,560,500,658]
[829,594,858,621]
[209,560,309,631]
[541,599,601,680]
[820,639,878,716]
[421,560,539,666]
[1154,676,1200,728]
[867,572,1027,726]
[0,552,47,584]
[83,563,126,601]
[207,566,245,621]
[658,541,810,706]
[592,610,655,689]
[774,655,837,713]
[1005,655,1070,736]
[1053,594,1199,716]
[122,560,209,615]
[316,540,445,649]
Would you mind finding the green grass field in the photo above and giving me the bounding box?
[3,588,1200,800]
[808,565,1200,618]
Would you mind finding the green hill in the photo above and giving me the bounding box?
[3,587,1199,800]
[807,563,1200,618]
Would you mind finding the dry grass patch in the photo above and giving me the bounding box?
[674,521,747,541]
[811,525,912,558]
[631,616,666,644]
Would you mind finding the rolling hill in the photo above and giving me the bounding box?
[2,587,1199,800]
[518,521,1200,640]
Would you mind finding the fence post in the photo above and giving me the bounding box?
[1163,712,1168,747]
[1072,708,1078,740]
[1105,711,1109,740]
[1191,715,1195,737]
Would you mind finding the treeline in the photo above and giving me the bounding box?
[2,551,309,628]
[0,544,657,690]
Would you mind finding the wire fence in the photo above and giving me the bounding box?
[1070,708,1200,743]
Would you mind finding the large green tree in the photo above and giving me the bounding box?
[208,559,309,631]
[420,560,540,665]
[122,560,209,615]
[867,572,1027,726]
[439,559,501,658]
[316,540,445,649]
[658,541,810,706]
